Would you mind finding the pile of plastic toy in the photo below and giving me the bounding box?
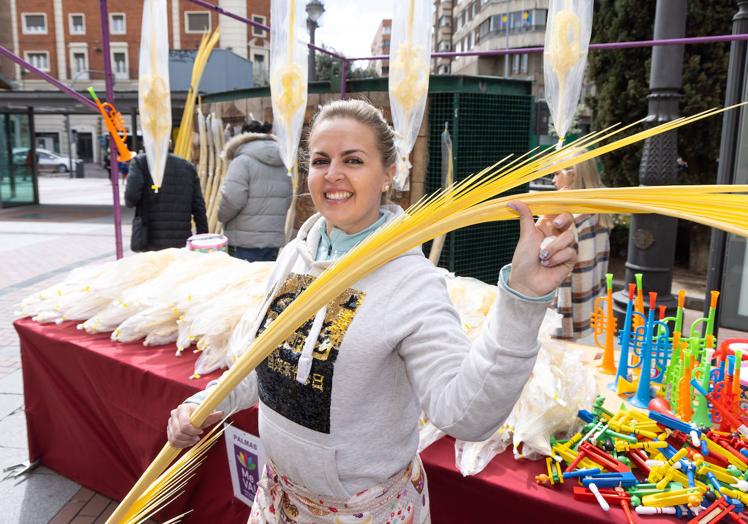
[538,395,748,522]
[537,272,748,522]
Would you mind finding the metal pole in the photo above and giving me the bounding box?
[345,33,748,62]
[308,19,317,82]
[613,0,688,320]
[99,0,123,259]
[704,0,748,336]
[65,114,73,175]
[0,45,98,110]
[340,59,348,99]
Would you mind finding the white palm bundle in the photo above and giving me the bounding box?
[16,250,180,324]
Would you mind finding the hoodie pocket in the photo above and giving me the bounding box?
[260,409,351,500]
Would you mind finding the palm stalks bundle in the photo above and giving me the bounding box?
[120,418,228,524]
[173,29,220,161]
[204,114,215,202]
[206,115,226,233]
[107,104,748,523]
[283,163,299,241]
[196,106,207,195]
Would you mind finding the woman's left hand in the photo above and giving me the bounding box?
[507,200,577,297]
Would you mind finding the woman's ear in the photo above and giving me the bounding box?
[383,163,396,191]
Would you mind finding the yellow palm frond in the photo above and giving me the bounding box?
[107,103,748,523]
[174,29,221,160]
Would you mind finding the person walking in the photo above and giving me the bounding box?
[218,121,291,262]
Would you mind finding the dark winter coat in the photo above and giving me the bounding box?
[217,133,291,249]
[125,153,209,250]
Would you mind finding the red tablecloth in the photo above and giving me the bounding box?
[16,318,673,523]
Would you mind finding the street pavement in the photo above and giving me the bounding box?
[0,173,131,523]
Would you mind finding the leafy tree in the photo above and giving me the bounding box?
[315,51,379,81]
[587,0,733,188]
[587,0,734,271]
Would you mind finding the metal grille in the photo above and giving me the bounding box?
[426,92,533,284]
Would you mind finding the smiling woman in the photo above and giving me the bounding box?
[166,98,578,524]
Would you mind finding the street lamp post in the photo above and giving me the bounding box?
[306,0,325,82]
[612,0,688,320]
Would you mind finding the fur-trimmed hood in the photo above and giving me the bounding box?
[221,132,283,167]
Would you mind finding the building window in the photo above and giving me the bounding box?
[22,13,47,34]
[253,53,265,64]
[439,16,451,28]
[25,52,49,71]
[69,14,85,35]
[466,3,473,21]
[440,64,450,74]
[438,40,451,51]
[512,53,520,75]
[185,12,211,33]
[70,48,89,80]
[383,25,391,35]
[252,15,266,37]
[112,50,128,80]
[110,13,126,34]
[520,53,528,74]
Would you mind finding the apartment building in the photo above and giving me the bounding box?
[450,0,549,97]
[5,0,269,162]
[432,0,454,74]
[370,19,391,76]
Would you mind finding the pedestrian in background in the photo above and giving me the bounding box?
[125,153,208,252]
[551,154,613,340]
[217,120,291,262]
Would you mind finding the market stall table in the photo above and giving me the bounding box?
[15,318,672,523]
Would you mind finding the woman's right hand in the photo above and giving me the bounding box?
[167,404,224,448]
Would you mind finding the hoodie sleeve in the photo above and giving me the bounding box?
[391,262,551,442]
[218,156,252,225]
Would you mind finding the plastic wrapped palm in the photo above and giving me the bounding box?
[15,250,180,324]
[269,0,308,240]
[544,0,593,147]
[388,0,432,191]
[138,0,172,191]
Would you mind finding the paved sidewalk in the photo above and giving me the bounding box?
[0,177,131,523]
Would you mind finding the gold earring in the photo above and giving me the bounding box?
[383,184,390,192]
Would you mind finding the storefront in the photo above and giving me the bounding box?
[0,108,38,207]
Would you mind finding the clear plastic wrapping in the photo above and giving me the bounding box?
[388,0,432,190]
[138,0,172,191]
[543,0,593,145]
[269,0,308,175]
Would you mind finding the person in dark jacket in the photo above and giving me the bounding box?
[218,125,291,262]
[125,153,209,251]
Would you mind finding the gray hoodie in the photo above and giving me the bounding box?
[189,206,550,498]
[217,133,291,249]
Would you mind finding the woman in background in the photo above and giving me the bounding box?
[552,156,613,340]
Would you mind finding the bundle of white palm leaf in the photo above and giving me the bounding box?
[16,250,180,324]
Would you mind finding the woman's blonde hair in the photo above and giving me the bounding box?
[566,154,614,229]
[309,99,397,203]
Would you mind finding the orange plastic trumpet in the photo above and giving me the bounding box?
[88,87,134,163]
